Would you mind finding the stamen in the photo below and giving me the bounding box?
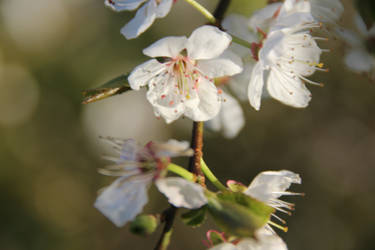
[273,206,292,215]
[299,74,324,87]
[313,37,329,41]
[268,221,288,232]
[272,191,305,196]
[271,214,287,224]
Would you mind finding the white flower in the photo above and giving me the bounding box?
[244,170,302,233]
[105,0,173,39]
[337,14,375,76]
[206,91,245,139]
[94,137,194,227]
[209,233,288,250]
[128,25,243,123]
[248,7,324,110]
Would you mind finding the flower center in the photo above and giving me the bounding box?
[168,55,199,100]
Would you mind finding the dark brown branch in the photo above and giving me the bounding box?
[154,206,177,250]
[213,0,231,25]
[188,121,205,185]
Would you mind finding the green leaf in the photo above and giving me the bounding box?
[206,191,274,238]
[181,206,207,227]
[82,74,131,104]
[130,214,158,236]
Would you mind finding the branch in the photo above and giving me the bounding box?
[213,0,231,25]
[188,121,205,185]
[153,207,177,250]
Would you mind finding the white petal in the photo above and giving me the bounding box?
[94,176,151,227]
[248,62,265,111]
[249,2,282,32]
[115,138,139,162]
[187,25,232,60]
[230,61,255,101]
[205,115,221,133]
[143,36,188,58]
[266,68,311,108]
[152,139,193,158]
[101,137,140,163]
[279,33,321,76]
[198,50,243,78]
[105,0,147,12]
[206,92,245,139]
[237,235,288,250]
[310,0,344,23]
[209,243,237,250]
[121,0,157,39]
[345,49,374,73]
[244,170,301,203]
[155,177,207,209]
[222,14,257,43]
[128,59,165,90]
[354,13,368,37]
[146,75,186,123]
[279,0,311,18]
[155,0,173,18]
[184,78,221,121]
[336,28,362,48]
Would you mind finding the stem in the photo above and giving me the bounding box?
[231,35,253,50]
[154,206,177,250]
[200,158,227,191]
[184,0,216,24]
[188,121,205,185]
[167,163,195,182]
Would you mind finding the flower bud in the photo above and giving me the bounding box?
[129,214,158,236]
[206,191,274,238]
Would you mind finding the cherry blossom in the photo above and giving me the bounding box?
[128,25,243,123]
[248,0,324,110]
[94,137,193,226]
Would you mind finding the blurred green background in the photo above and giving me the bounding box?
[1,0,375,249]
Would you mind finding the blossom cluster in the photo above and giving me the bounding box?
[86,0,358,249]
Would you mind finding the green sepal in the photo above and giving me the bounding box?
[129,214,158,236]
[181,206,207,227]
[82,74,131,104]
[206,191,274,238]
[226,180,247,193]
[206,230,226,246]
